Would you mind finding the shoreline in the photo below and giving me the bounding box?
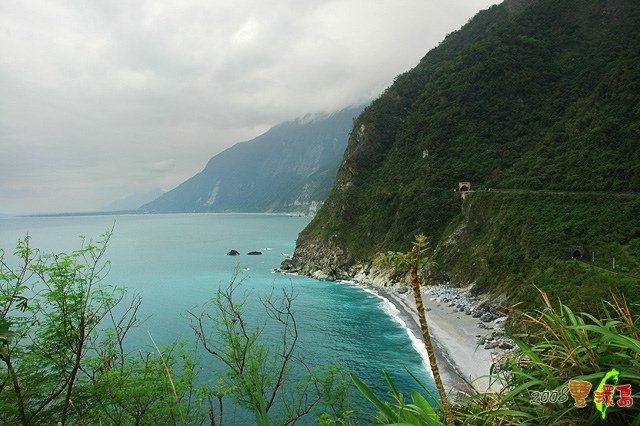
[279,268,514,397]
[342,281,497,397]
[342,281,466,394]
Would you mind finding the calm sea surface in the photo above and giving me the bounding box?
[0,213,435,423]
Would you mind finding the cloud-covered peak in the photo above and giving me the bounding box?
[0,0,498,214]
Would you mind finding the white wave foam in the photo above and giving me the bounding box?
[342,282,433,376]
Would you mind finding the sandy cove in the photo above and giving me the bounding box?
[352,282,514,398]
[279,268,513,397]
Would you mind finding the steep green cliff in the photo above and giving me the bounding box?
[434,191,640,310]
[285,0,640,309]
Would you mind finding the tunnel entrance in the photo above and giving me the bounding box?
[569,245,589,261]
[458,181,471,192]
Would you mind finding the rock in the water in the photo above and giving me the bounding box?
[472,310,483,318]
[397,286,410,294]
[247,251,263,255]
[227,249,240,256]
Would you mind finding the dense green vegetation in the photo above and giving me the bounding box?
[350,230,640,424]
[351,235,639,424]
[357,291,640,425]
[434,191,640,311]
[296,0,640,308]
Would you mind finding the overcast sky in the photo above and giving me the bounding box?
[0,0,498,214]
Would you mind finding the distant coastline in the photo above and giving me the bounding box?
[21,209,144,218]
[20,210,316,219]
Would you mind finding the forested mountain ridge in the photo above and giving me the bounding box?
[142,105,363,214]
[285,0,640,309]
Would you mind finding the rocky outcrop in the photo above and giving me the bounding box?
[281,240,353,281]
[227,249,240,256]
[281,237,421,288]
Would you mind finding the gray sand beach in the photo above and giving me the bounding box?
[359,284,502,397]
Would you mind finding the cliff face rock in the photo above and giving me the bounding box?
[285,0,640,309]
[143,105,364,214]
[283,233,405,287]
[283,239,347,281]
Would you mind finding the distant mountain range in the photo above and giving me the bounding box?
[142,105,364,214]
[102,188,165,212]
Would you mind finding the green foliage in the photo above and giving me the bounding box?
[374,234,433,272]
[452,291,640,425]
[0,232,204,425]
[434,192,640,311]
[0,234,351,425]
[372,235,454,426]
[351,372,443,425]
[355,292,640,425]
[84,339,203,425]
[189,279,353,425]
[297,0,640,310]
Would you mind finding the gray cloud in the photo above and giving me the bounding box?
[148,159,176,173]
[0,0,498,214]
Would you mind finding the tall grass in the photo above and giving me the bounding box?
[453,289,639,425]
[354,290,640,425]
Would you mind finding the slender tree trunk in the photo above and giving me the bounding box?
[409,259,453,426]
[208,396,216,426]
[61,359,80,425]
[61,329,85,426]
[3,355,28,425]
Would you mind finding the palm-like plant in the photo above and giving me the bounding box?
[374,234,453,426]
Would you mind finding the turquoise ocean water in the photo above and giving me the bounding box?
[0,213,435,423]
